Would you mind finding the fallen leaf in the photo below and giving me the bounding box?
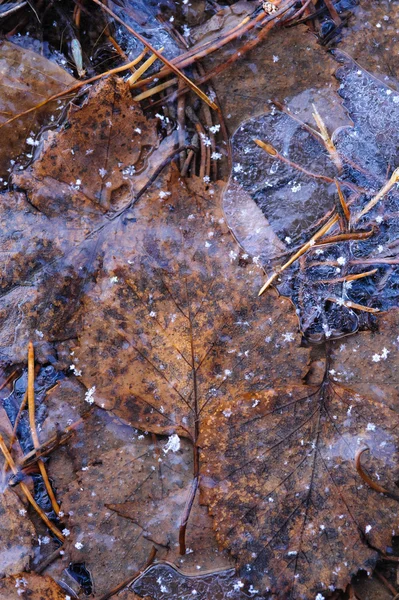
[58,407,232,597]
[0,75,161,367]
[329,309,399,407]
[0,40,75,179]
[199,382,399,598]
[0,572,66,599]
[0,488,35,578]
[73,165,309,436]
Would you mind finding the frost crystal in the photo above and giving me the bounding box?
[365,524,372,533]
[211,152,222,160]
[85,386,96,404]
[163,434,181,454]
[75,541,84,550]
[209,124,220,134]
[366,423,376,431]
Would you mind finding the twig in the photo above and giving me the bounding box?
[0,434,65,541]
[314,268,377,284]
[179,476,199,555]
[355,447,399,501]
[327,298,379,314]
[90,0,218,110]
[34,546,64,574]
[127,49,163,88]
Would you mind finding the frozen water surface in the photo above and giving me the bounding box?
[225,54,399,340]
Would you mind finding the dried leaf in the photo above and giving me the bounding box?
[0,489,35,577]
[199,382,399,598]
[73,165,309,436]
[0,41,75,178]
[329,309,399,407]
[0,572,66,599]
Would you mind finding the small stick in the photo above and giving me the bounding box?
[0,434,65,541]
[18,418,83,468]
[335,179,350,230]
[314,229,374,245]
[34,546,64,574]
[258,214,339,295]
[327,298,379,314]
[355,447,399,501]
[90,0,218,110]
[355,167,399,222]
[28,343,60,516]
[179,477,199,555]
[0,370,18,392]
[254,139,337,184]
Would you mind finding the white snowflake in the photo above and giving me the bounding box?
[163,434,181,454]
[85,386,96,404]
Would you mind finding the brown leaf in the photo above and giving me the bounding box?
[73,164,309,438]
[14,75,159,214]
[0,488,35,577]
[0,572,66,599]
[330,309,399,408]
[56,407,233,597]
[0,76,162,366]
[0,41,75,178]
[199,382,399,598]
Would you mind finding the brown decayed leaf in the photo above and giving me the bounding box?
[339,0,399,87]
[330,310,399,408]
[73,164,309,438]
[199,381,399,599]
[0,76,161,367]
[0,572,66,599]
[0,488,35,577]
[14,75,159,215]
[0,41,75,179]
[57,408,233,597]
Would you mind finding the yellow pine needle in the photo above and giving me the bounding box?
[28,342,60,516]
[327,298,379,314]
[133,78,178,101]
[312,104,342,172]
[355,167,399,222]
[91,0,218,110]
[127,49,164,87]
[314,268,377,284]
[335,179,350,222]
[258,215,339,296]
[0,434,64,541]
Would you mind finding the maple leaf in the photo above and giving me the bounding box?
[199,380,399,599]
